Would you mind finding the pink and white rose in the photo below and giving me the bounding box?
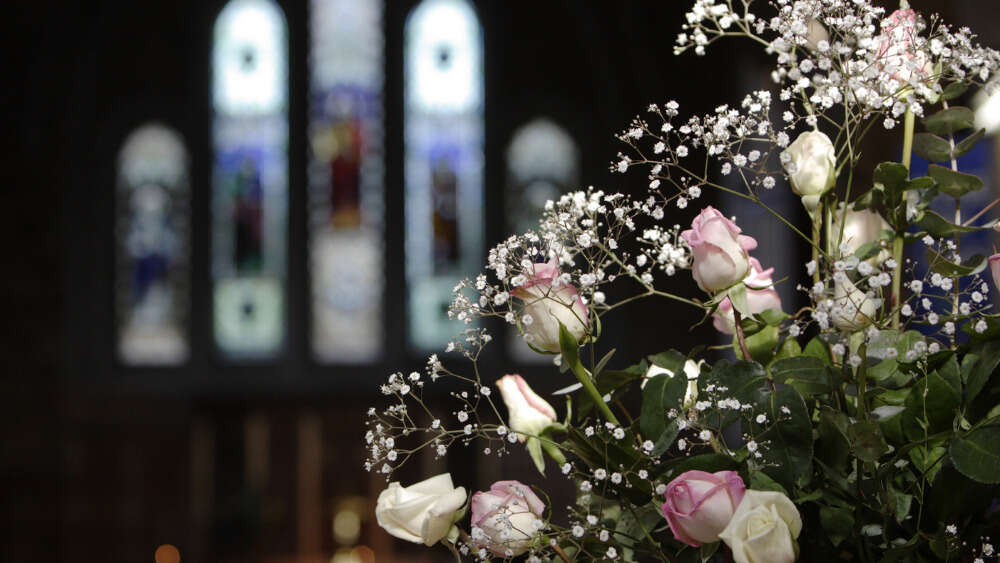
[511,259,589,353]
[471,480,546,556]
[661,470,747,546]
[713,257,783,335]
[496,374,557,441]
[681,207,758,294]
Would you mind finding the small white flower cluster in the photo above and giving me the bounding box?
[449,188,692,345]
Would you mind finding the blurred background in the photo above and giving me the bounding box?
[5,0,1000,561]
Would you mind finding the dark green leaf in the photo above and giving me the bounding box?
[924,106,975,135]
[817,407,851,473]
[950,426,1000,484]
[593,349,616,377]
[773,337,802,362]
[640,365,690,455]
[656,453,740,480]
[700,361,767,429]
[908,443,947,483]
[912,133,953,162]
[890,487,913,524]
[853,240,884,262]
[966,340,1000,404]
[770,356,834,396]
[940,82,969,101]
[648,350,686,375]
[904,359,961,439]
[758,308,790,326]
[558,322,580,368]
[924,248,988,277]
[917,209,990,238]
[803,336,832,363]
[749,470,788,495]
[927,164,984,198]
[873,161,909,205]
[952,128,986,159]
[849,421,889,463]
[819,506,855,548]
[750,383,814,489]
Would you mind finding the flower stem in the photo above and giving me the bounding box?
[552,544,572,563]
[568,359,620,425]
[891,108,916,329]
[733,309,752,361]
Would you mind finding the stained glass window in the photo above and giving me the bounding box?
[116,123,190,365]
[404,0,484,351]
[505,118,580,361]
[211,0,288,358]
[308,0,384,363]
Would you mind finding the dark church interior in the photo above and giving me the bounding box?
[5,1,999,561]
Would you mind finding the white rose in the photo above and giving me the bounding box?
[831,206,891,265]
[512,259,589,353]
[783,131,836,204]
[831,277,879,331]
[642,359,703,408]
[375,473,467,546]
[496,374,557,441]
[719,490,802,563]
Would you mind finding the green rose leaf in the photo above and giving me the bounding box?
[903,358,961,439]
[700,360,767,429]
[950,426,1000,484]
[927,164,985,198]
[742,325,779,364]
[912,133,953,162]
[965,340,1000,405]
[817,407,851,473]
[873,161,909,205]
[924,106,975,136]
[640,362,690,456]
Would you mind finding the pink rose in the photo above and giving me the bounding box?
[713,258,783,335]
[877,9,932,86]
[661,470,747,546]
[471,480,546,556]
[990,253,1000,292]
[681,207,758,294]
[511,258,589,353]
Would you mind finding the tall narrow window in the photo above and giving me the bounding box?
[505,118,580,361]
[308,0,384,363]
[116,123,190,365]
[211,0,288,358]
[404,0,484,351]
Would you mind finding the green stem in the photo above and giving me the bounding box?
[733,309,752,361]
[902,108,915,172]
[891,108,916,329]
[569,359,620,426]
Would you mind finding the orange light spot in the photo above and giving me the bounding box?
[154,544,180,563]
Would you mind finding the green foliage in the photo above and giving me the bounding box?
[924,248,988,277]
[819,506,854,548]
[747,383,814,489]
[770,356,836,397]
[848,421,889,463]
[912,132,953,162]
[927,164,985,198]
[950,426,1000,484]
[640,360,690,456]
[916,209,992,238]
[923,106,975,136]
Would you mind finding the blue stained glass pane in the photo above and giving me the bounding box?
[212,0,288,358]
[404,0,484,351]
[309,0,384,363]
[116,123,190,365]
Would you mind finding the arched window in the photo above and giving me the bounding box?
[505,118,580,361]
[308,0,384,363]
[211,0,289,359]
[404,0,484,351]
[116,123,190,365]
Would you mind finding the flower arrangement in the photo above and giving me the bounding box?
[366,0,1000,560]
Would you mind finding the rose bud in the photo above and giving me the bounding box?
[832,206,891,265]
[375,473,468,546]
[783,131,837,210]
[713,258,783,335]
[496,374,557,441]
[470,480,546,557]
[681,206,758,294]
[661,470,747,546]
[511,258,589,353]
[719,490,803,563]
[830,277,879,331]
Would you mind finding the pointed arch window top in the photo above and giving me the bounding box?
[213,0,288,116]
